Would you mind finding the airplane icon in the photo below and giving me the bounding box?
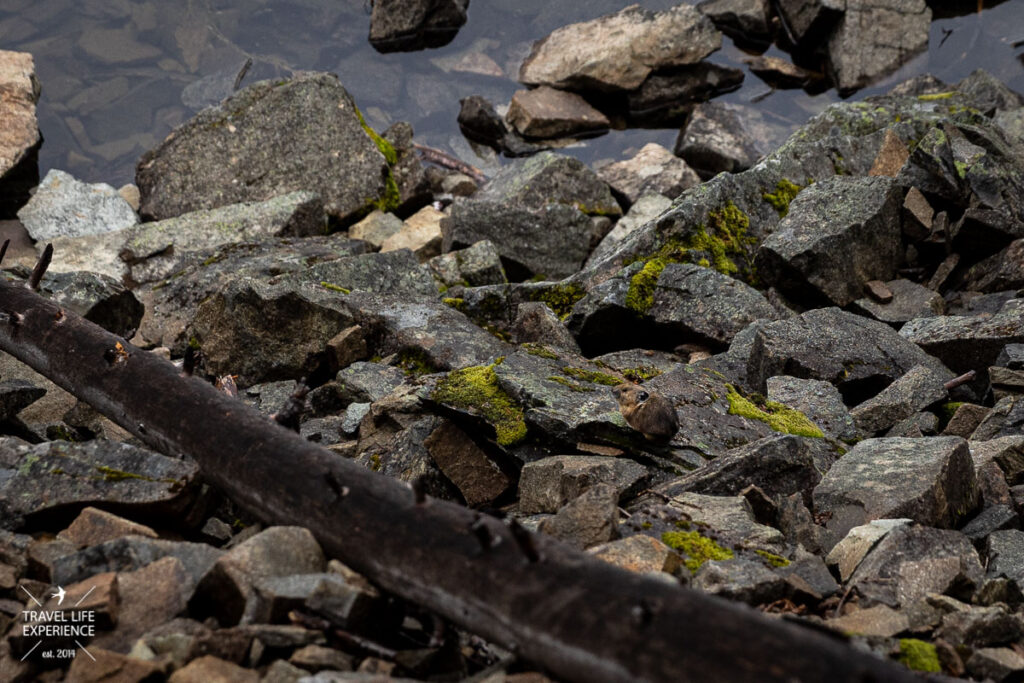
[51,587,65,606]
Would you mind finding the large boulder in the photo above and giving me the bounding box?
[0,50,40,217]
[136,73,393,224]
[18,169,139,241]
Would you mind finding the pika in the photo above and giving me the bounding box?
[612,383,679,442]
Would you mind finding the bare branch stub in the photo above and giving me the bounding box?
[272,379,309,432]
[944,370,977,391]
[27,243,53,291]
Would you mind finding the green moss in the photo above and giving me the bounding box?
[625,258,667,313]
[395,348,436,377]
[532,283,586,320]
[95,466,153,483]
[201,253,225,267]
[320,281,351,294]
[442,297,466,312]
[941,401,965,422]
[431,360,528,446]
[561,366,621,386]
[896,639,941,673]
[954,160,969,179]
[621,366,663,382]
[762,179,803,218]
[522,343,559,360]
[661,530,734,573]
[917,92,955,102]
[640,521,653,530]
[353,103,397,165]
[725,384,824,437]
[754,550,791,568]
[371,170,401,213]
[369,454,382,472]
[17,455,39,476]
[547,375,595,392]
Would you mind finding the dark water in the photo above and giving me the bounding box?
[3,0,1023,188]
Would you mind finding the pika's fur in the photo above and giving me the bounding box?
[612,383,679,442]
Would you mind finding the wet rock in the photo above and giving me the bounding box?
[519,4,721,92]
[588,534,681,575]
[537,482,619,550]
[587,193,672,268]
[825,518,911,582]
[827,604,910,637]
[423,421,511,507]
[476,152,620,217]
[348,210,404,250]
[442,199,593,280]
[39,270,143,337]
[697,0,773,46]
[457,95,511,149]
[692,557,787,605]
[0,380,45,422]
[506,86,609,139]
[850,279,944,329]
[756,176,903,307]
[674,101,765,179]
[427,240,507,288]
[0,438,200,531]
[57,506,158,547]
[0,50,40,217]
[511,302,580,354]
[596,143,700,207]
[121,191,325,283]
[972,397,1024,441]
[169,655,258,683]
[827,0,931,94]
[813,437,978,545]
[627,63,746,126]
[380,206,444,261]
[369,0,469,53]
[849,524,983,607]
[849,364,950,434]
[18,169,138,241]
[191,526,325,626]
[747,307,952,401]
[518,455,647,514]
[137,73,391,225]
[765,376,857,442]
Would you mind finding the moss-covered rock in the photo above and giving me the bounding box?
[431,359,528,446]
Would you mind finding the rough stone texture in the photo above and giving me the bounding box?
[626,63,746,127]
[972,396,1024,441]
[137,73,390,224]
[697,0,772,45]
[121,191,325,284]
[380,205,444,261]
[588,535,681,575]
[507,86,610,139]
[169,655,259,683]
[442,199,593,280]
[586,193,672,268]
[423,421,511,507]
[970,437,1024,484]
[744,55,816,89]
[0,438,200,531]
[519,4,721,92]
[39,270,144,338]
[756,176,903,307]
[643,491,784,551]
[333,362,407,404]
[986,529,1024,590]
[674,102,765,179]
[825,518,912,582]
[747,307,953,401]
[967,647,1024,682]
[46,536,222,588]
[65,647,164,682]
[191,526,325,626]
[692,557,788,605]
[827,604,910,637]
[813,437,979,545]
[537,483,619,550]
[596,143,700,207]
[942,403,990,438]
[850,364,950,434]
[57,507,158,547]
[766,376,857,442]
[848,525,983,608]
[0,50,40,217]
[511,302,581,354]
[349,210,404,249]
[0,379,45,422]
[427,239,507,288]
[18,169,139,241]
[369,0,469,53]
[962,504,1019,547]
[775,0,845,46]
[850,278,944,328]
[827,0,932,94]
[476,152,621,217]
[518,455,648,515]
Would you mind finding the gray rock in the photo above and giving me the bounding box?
[961,505,1019,548]
[137,73,391,224]
[777,493,827,554]
[626,63,746,127]
[0,438,201,531]
[775,0,844,47]
[511,302,581,354]
[966,647,1024,682]
[848,524,983,608]
[368,0,468,52]
[756,176,903,307]
[972,396,1024,441]
[850,364,950,434]
[942,403,990,438]
[587,193,672,268]
[427,239,507,288]
[813,437,979,544]
[18,169,138,240]
[476,152,620,217]
[996,344,1024,370]
[0,380,45,421]
[519,4,721,92]
[590,348,681,384]
[958,70,1024,116]
[340,403,370,437]
[0,50,40,217]
[506,86,610,140]
[39,270,143,338]
[970,437,1024,484]
[644,491,784,551]
[518,455,648,514]
[986,529,1024,589]
[826,604,910,637]
[44,230,129,283]
[335,362,407,404]
[849,279,945,328]
[692,557,787,605]
[121,192,325,284]
[825,518,912,582]
[49,536,222,587]
[537,482,619,550]
[939,603,1024,649]
[766,376,857,442]
[596,143,700,207]
[423,420,511,507]
[674,102,765,178]
[275,250,438,299]
[697,0,772,45]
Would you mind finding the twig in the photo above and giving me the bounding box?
[412,143,487,184]
[944,370,976,391]
[27,244,52,290]
[232,57,253,91]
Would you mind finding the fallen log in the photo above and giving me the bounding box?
[0,276,923,683]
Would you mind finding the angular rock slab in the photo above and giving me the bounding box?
[476,151,620,216]
[519,4,721,92]
[849,364,950,434]
[595,142,700,206]
[518,455,648,514]
[0,438,200,530]
[136,73,390,224]
[18,169,139,241]
[755,176,904,307]
[369,0,469,53]
[507,86,610,140]
[0,50,40,217]
[813,437,979,545]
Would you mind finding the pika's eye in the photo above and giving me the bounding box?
[637,391,649,402]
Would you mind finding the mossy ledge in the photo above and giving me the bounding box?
[762,178,803,218]
[531,283,586,320]
[661,530,734,573]
[725,384,824,438]
[896,639,941,673]
[754,549,791,568]
[431,358,528,446]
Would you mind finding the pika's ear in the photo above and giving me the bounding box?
[637,390,649,402]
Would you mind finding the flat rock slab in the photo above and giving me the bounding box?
[0,438,201,530]
[519,4,721,92]
[756,175,904,307]
[49,536,222,587]
[596,143,700,207]
[518,455,648,514]
[813,436,979,544]
[850,278,944,328]
[507,86,610,140]
[18,169,139,241]
[136,72,389,224]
